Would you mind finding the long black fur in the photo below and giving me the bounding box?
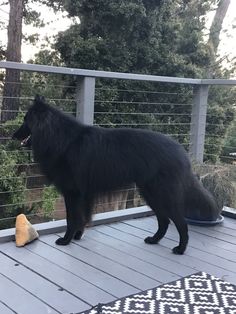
[13,96,220,254]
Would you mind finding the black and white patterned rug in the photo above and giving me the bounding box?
[81,272,236,314]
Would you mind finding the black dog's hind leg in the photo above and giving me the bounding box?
[140,183,170,245]
[145,210,188,254]
[74,230,84,240]
[171,213,189,255]
[74,196,94,240]
[56,192,91,245]
[140,178,189,254]
[144,212,170,244]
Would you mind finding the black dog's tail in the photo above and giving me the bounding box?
[184,175,220,221]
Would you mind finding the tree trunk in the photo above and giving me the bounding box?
[1,0,23,122]
[207,0,231,78]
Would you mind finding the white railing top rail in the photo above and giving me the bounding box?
[1,61,236,86]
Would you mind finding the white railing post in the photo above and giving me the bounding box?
[75,77,95,125]
[189,85,209,163]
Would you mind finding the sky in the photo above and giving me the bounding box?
[0,2,72,61]
[0,1,236,65]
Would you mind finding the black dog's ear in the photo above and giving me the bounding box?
[33,95,47,111]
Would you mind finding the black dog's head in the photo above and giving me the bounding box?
[12,95,47,147]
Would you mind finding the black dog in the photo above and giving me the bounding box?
[13,96,219,254]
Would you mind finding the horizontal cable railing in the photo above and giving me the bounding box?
[0,61,236,229]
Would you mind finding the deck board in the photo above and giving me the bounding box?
[0,301,17,314]
[0,273,58,314]
[0,251,88,314]
[96,222,236,283]
[40,234,158,291]
[0,215,236,314]
[124,217,236,255]
[123,217,236,260]
[0,242,112,308]
[84,228,194,278]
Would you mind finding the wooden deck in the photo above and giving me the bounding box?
[0,214,236,314]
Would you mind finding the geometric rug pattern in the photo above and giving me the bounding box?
[81,272,236,314]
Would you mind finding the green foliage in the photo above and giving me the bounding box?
[32,0,64,12]
[221,116,236,162]
[41,186,59,218]
[23,7,45,27]
[205,85,236,162]
[53,0,212,77]
[0,114,29,229]
[20,49,76,112]
[47,0,235,160]
[0,114,59,229]
[23,33,40,45]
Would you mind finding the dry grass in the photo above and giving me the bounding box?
[193,163,236,209]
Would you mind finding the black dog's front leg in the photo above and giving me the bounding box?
[55,192,88,245]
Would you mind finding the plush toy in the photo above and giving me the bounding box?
[15,214,39,247]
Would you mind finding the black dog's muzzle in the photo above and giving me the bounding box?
[12,124,32,147]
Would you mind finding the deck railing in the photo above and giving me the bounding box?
[0,60,236,231]
[2,61,236,162]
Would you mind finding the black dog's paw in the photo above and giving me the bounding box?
[74,231,83,240]
[172,245,185,255]
[144,236,158,244]
[55,237,71,246]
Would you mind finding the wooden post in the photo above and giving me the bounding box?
[75,77,95,125]
[189,85,209,163]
